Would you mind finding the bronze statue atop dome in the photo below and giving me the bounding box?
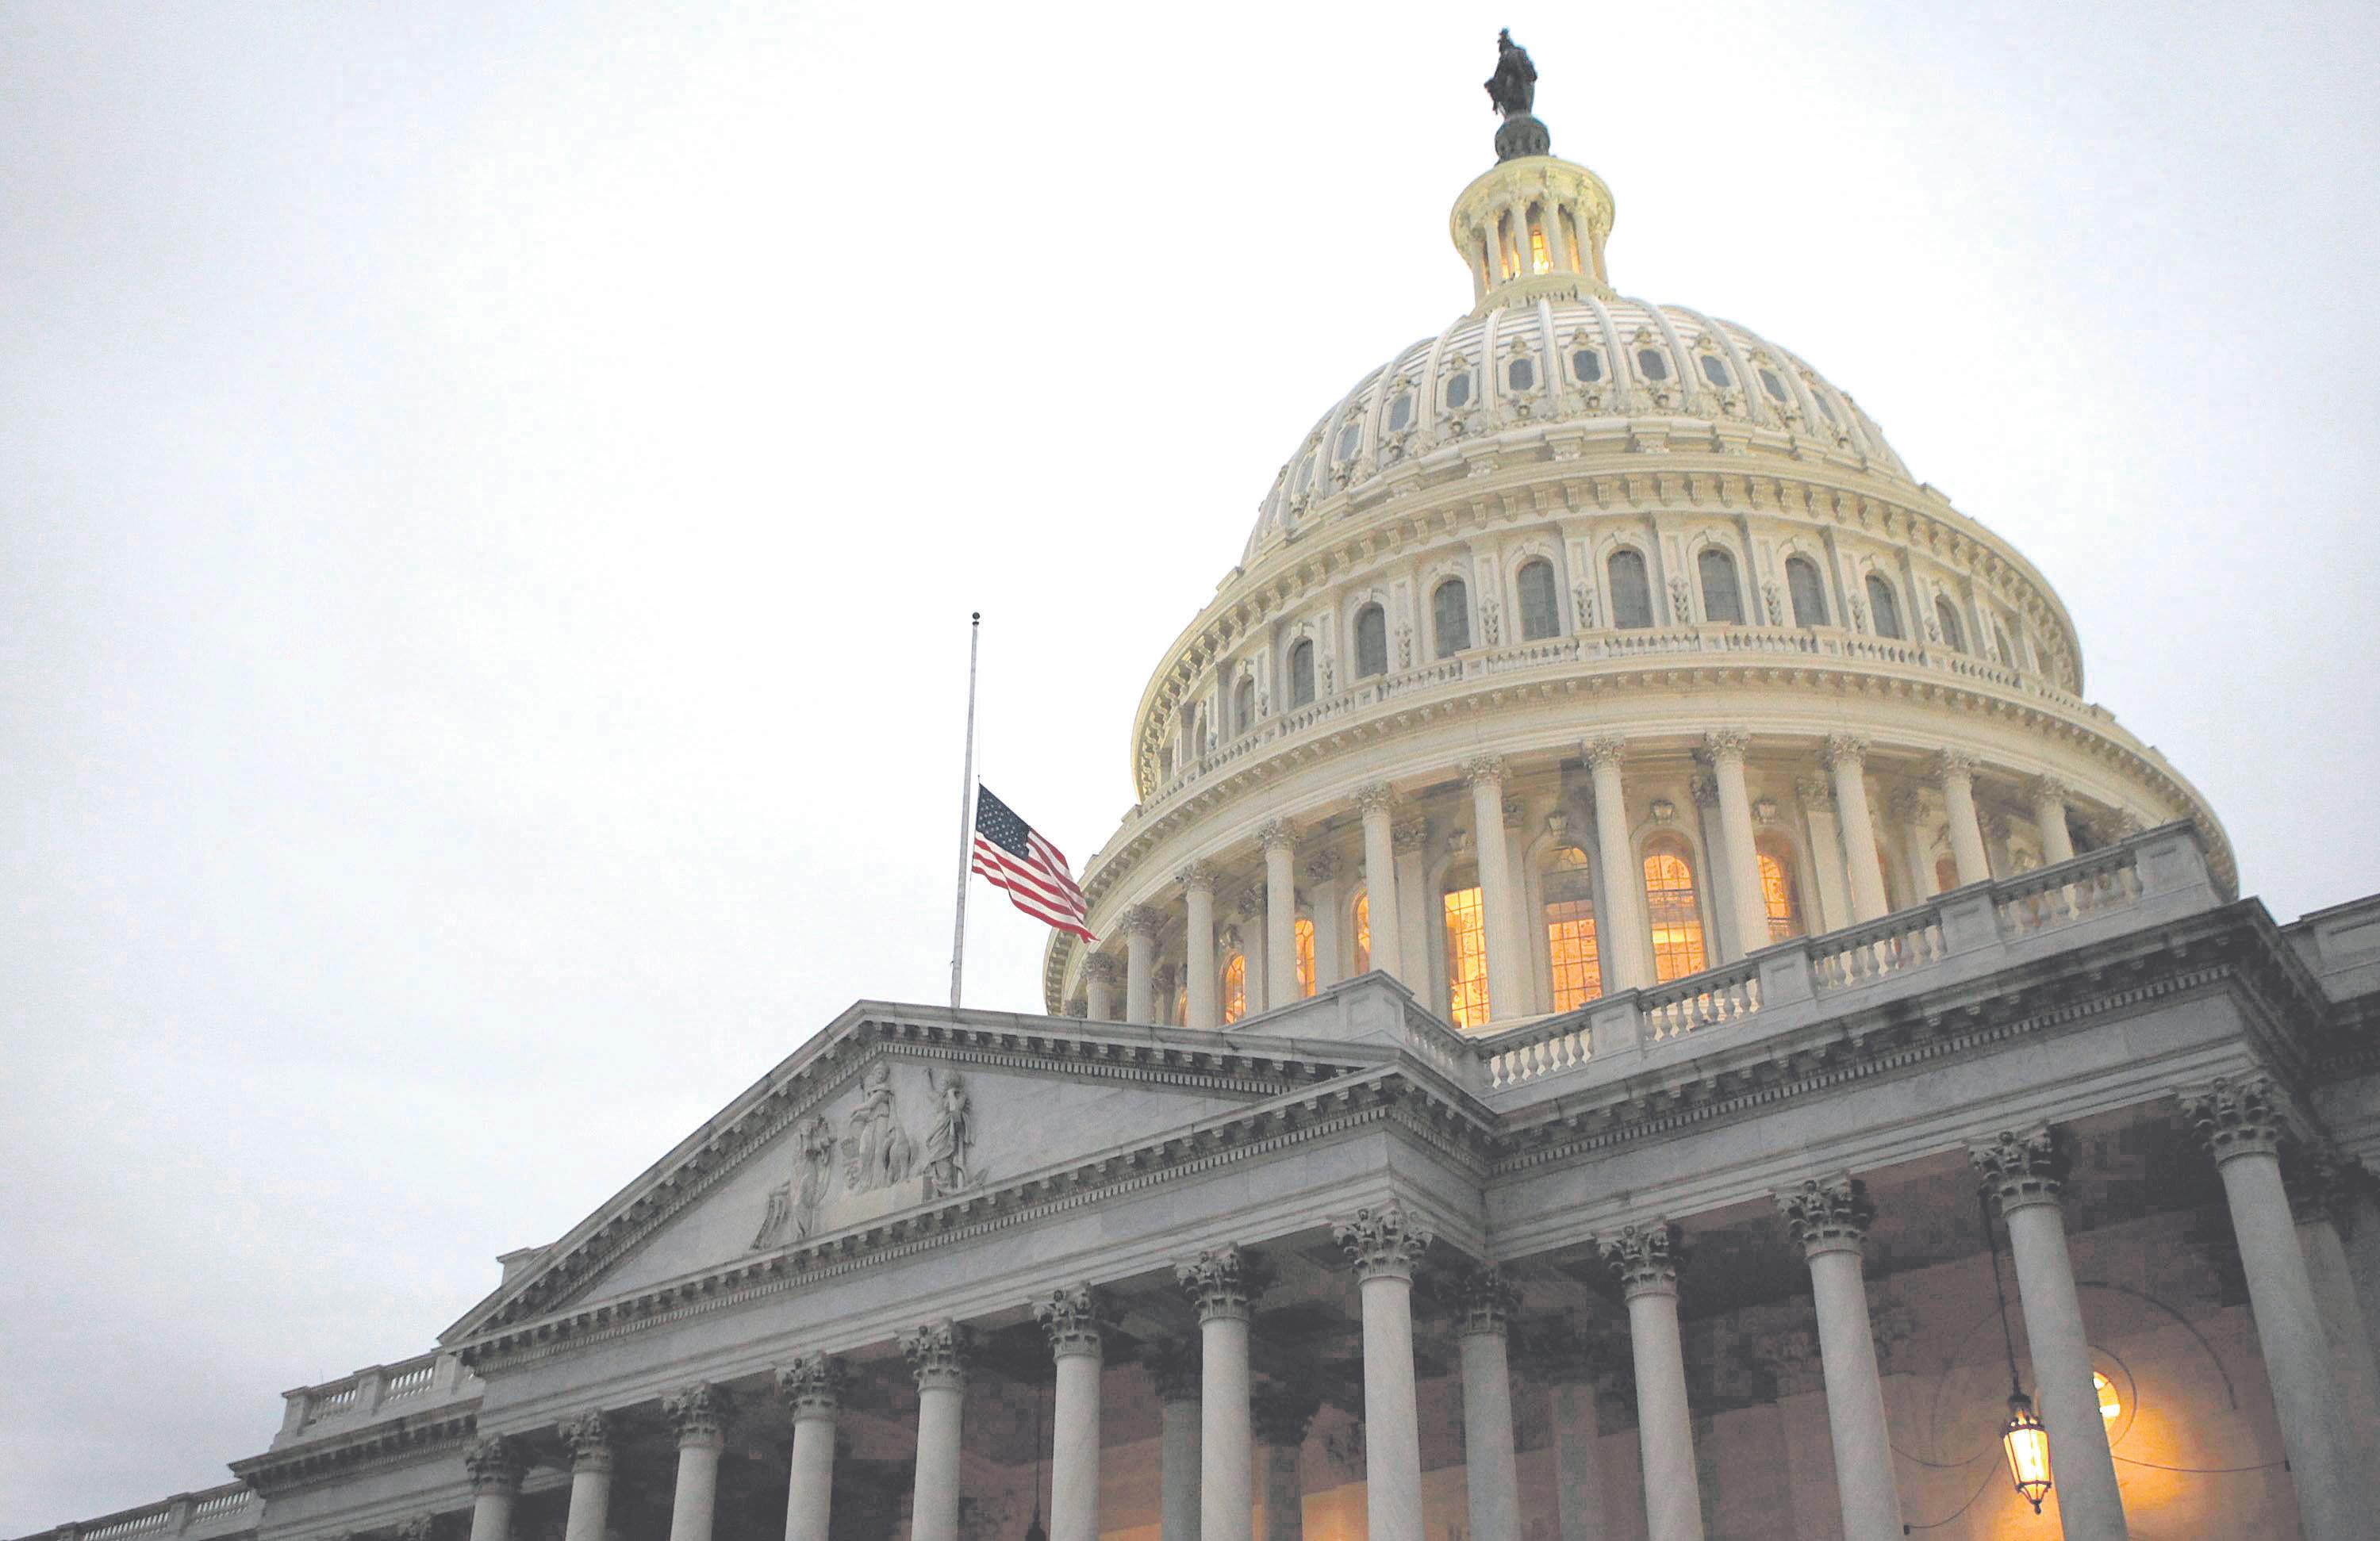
[1485,29,1550,161]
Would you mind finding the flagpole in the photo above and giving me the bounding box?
[948,611,982,1010]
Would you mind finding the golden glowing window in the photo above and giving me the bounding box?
[1221,954,1246,1025]
[1935,854,1960,895]
[1642,840,1707,983]
[2094,1371,2121,1421]
[1173,986,1187,1026]
[1543,846,1603,1011]
[1353,893,1372,973]
[1295,917,1317,999]
[1529,220,1552,274]
[1443,880,1491,1029]
[1756,837,1804,943]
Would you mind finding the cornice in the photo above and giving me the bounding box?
[228,1406,478,1497]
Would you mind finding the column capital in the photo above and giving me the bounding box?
[900,1318,971,1393]
[1885,786,1925,823]
[1454,1263,1519,1339]
[1177,861,1219,895]
[2182,1072,2294,1163]
[1702,727,1750,762]
[395,1517,434,1541]
[1794,774,1833,811]
[464,1435,526,1495]
[1250,1385,1321,1447]
[1929,749,1979,786]
[1464,754,1507,788]
[1355,781,1399,816]
[557,1409,613,1474]
[1969,1126,2068,1213]
[1259,818,1299,852]
[1334,1200,1434,1284]
[664,1382,731,1448]
[1595,1220,1680,1300]
[1774,1175,1875,1258]
[1234,884,1265,923]
[774,1352,846,1423]
[1145,1336,1201,1405]
[1687,771,1718,809]
[1502,794,1527,830]
[1391,813,1431,854]
[1064,999,1088,1018]
[1819,733,1869,771]
[1303,851,1342,885]
[1177,1243,1255,1323]
[1080,952,1121,985]
[1582,736,1628,773]
[1120,903,1164,938]
[2283,1142,2374,1228]
[2022,773,2073,807]
[1033,1282,1106,1361]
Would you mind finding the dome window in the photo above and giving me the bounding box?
[1507,355,1536,392]
[1698,547,1745,625]
[1759,368,1791,404]
[1810,387,1840,425]
[1354,604,1388,678]
[1288,639,1316,707]
[1543,845,1602,1010]
[1607,549,1654,630]
[1935,596,1967,653]
[1866,574,1905,640]
[1699,354,1732,389]
[1643,837,1708,983]
[1517,558,1560,641]
[1334,421,1362,462]
[1573,347,1604,383]
[1432,578,1472,657]
[1233,677,1257,736]
[1446,370,1474,410]
[1786,556,1829,627]
[1636,348,1670,382]
[1387,390,1414,432]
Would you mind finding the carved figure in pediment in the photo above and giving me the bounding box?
[842,1063,913,1193]
[920,1068,978,1198]
[794,1114,835,1229]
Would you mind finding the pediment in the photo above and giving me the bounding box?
[443,1002,1382,1344]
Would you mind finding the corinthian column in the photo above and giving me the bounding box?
[1148,1339,1203,1541]
[1251,1387,1319,1540]
[2027,776,2076,864]
[1584,738,1649,990]
[775,1354,845,1541]
[1177,1245,1256,1541]
[901,1319,971,1541]
[1931,752,1991,887]
[1970,1129,2126,1539]
[1123,905,1161,1025]
[1335,1202,1432,1541]
[1082,953,1120,1023]
[1774,1178,1902,1538]
[558,1412,616,1541]
[464,1437,526,1541]
[1356,785,1405,983]
[1822,735,1888,921]
[1596,1221,1705,1541]
[2287,1145,2380,1492]
[1466,758,1524,1022]
[1035,1285,1107,1541]
[1705,730,1772,956]
[1454,1267,1522,1541]
[663,1383,731,1541]
[1261,822,1299,1007]
[1181,864,1219,1030]
[2182,1078,2357,1539]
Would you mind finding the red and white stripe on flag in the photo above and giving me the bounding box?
[970,786,1095,941]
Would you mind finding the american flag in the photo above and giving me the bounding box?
[970,786,1095,941]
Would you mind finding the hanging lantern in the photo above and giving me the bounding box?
[2001,1390,2054,1512]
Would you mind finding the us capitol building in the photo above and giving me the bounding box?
[30,36,2380,1541]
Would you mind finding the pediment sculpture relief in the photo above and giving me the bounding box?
[750,1062,985,1252]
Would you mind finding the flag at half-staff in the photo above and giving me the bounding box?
[969,785,1096,941]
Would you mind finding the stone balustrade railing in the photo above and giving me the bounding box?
[271,1348,478,1447]
[19,1485,256,1541]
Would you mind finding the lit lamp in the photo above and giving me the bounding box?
[1980,1187,2055,1513]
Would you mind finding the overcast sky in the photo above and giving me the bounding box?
[6,0,2378,1524]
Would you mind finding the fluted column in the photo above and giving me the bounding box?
[2288,1145,2380,1492]
[1584,739,1649,991]
[1356,786,1405,983]
[1464,758,1524,1022]
[2028,776,2077,864]
[1823,735,1888,922]
[664,1384,730,1541]
[1123,906,1161,1025]
[1392,815,1432,992]
[464,1437,526,1541]
[1970,1129,2127,1539]
[775,1354,845,1541]
[1455,1267,1522,1541]
[901,1319,970,1541]
[1082,953,1120,1022]
[1182,864,1219,1030]
[1251,1387,1318,1540]
[1549,1382,1610,1541]
[1775,1179,1902,1539]
[1035,1285,1106,1541]
[1337,1202,1432,1541]
[1261,822,1299,1008]
[1795,776,1852,933]
[1149,1340,1203,1541]
[1931,752,1991,886]
[2183,1078,2356,1539]
[1704,731,1771,956]
[1178,1245,1255,1541]
[1597,1221,1704,1541]
[558,1411,615,1541]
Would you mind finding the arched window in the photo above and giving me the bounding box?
[1755,834,1804,943]
[1786,555,1829,627]
[1288,639,1316,707]
[1221,953,1246,1025]
[1543,845,1603,1011]
[1433,578,1471,657]
[1354,604,1388,678]
[1443,868,1491,1029]
[1508,354,1536,392]
[1699,353,1732,389]
[1387,391,1413,432]
[1517,558,1560,641]
[1866,574,1904,640]
[1608,549,1654,630]
[1642,838,1708,983]
[1698,547,1745,624]
[1172,982,1187,1027]
[1233,677,1256,736]
[1353,891,1372,973]
[1935,596,1967,653]
[1334,421,1361,462]
[1445,370,1473,410]
[1295,917,1317,999]
[1573,346,1604,383]
[1637,347,1671,381]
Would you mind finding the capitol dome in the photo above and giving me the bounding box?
[1046,96,2229,1027]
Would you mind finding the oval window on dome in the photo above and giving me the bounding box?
[1446,371,1473,409]
[1759,367,1790,404]
[1387,391,1413,431]
[1507,355,1535,392]
[1335,421,1362,462]
[1699,354,1732,389]
[1637,348,1670,382]
[1810,388,1840,424]
[1573,347,1603,383]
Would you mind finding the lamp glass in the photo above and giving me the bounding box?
[2001,1391,2054,1513]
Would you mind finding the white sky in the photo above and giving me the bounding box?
[6,0,2376,1524]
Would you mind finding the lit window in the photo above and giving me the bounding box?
[1529,220,1552,274]
[1295,917,1317,999]
[1543,846,1603,1010]
[1699,354,1732,389]
[1643,839,1707,982]
[1637,348,1670,382]
[1388,391,1413,432]
[1288,639,1315,707]
[1573,347,1603,383]
[1698,548,1745,625]
[1222,954,1246,1025]
[1173,985,1187,1026]
[1608,549,1654,630]
[1935,854,1960,895]
[1786,555,1829,627]
[1759,367,1790,403]
[1756,837,1803,943]
[1517,558,1560,641]
[1866,574,1905,640]
[1443,881,1491,1028]
[1446,371,1473,409]
[1433,578,1471,657]
[2094,1371,2121,1422]
[1508,355,1535,392]
[1353,892,1372,973]
[1335,421,1361,462]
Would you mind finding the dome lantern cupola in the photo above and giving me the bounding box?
[1456,30,1614,314]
